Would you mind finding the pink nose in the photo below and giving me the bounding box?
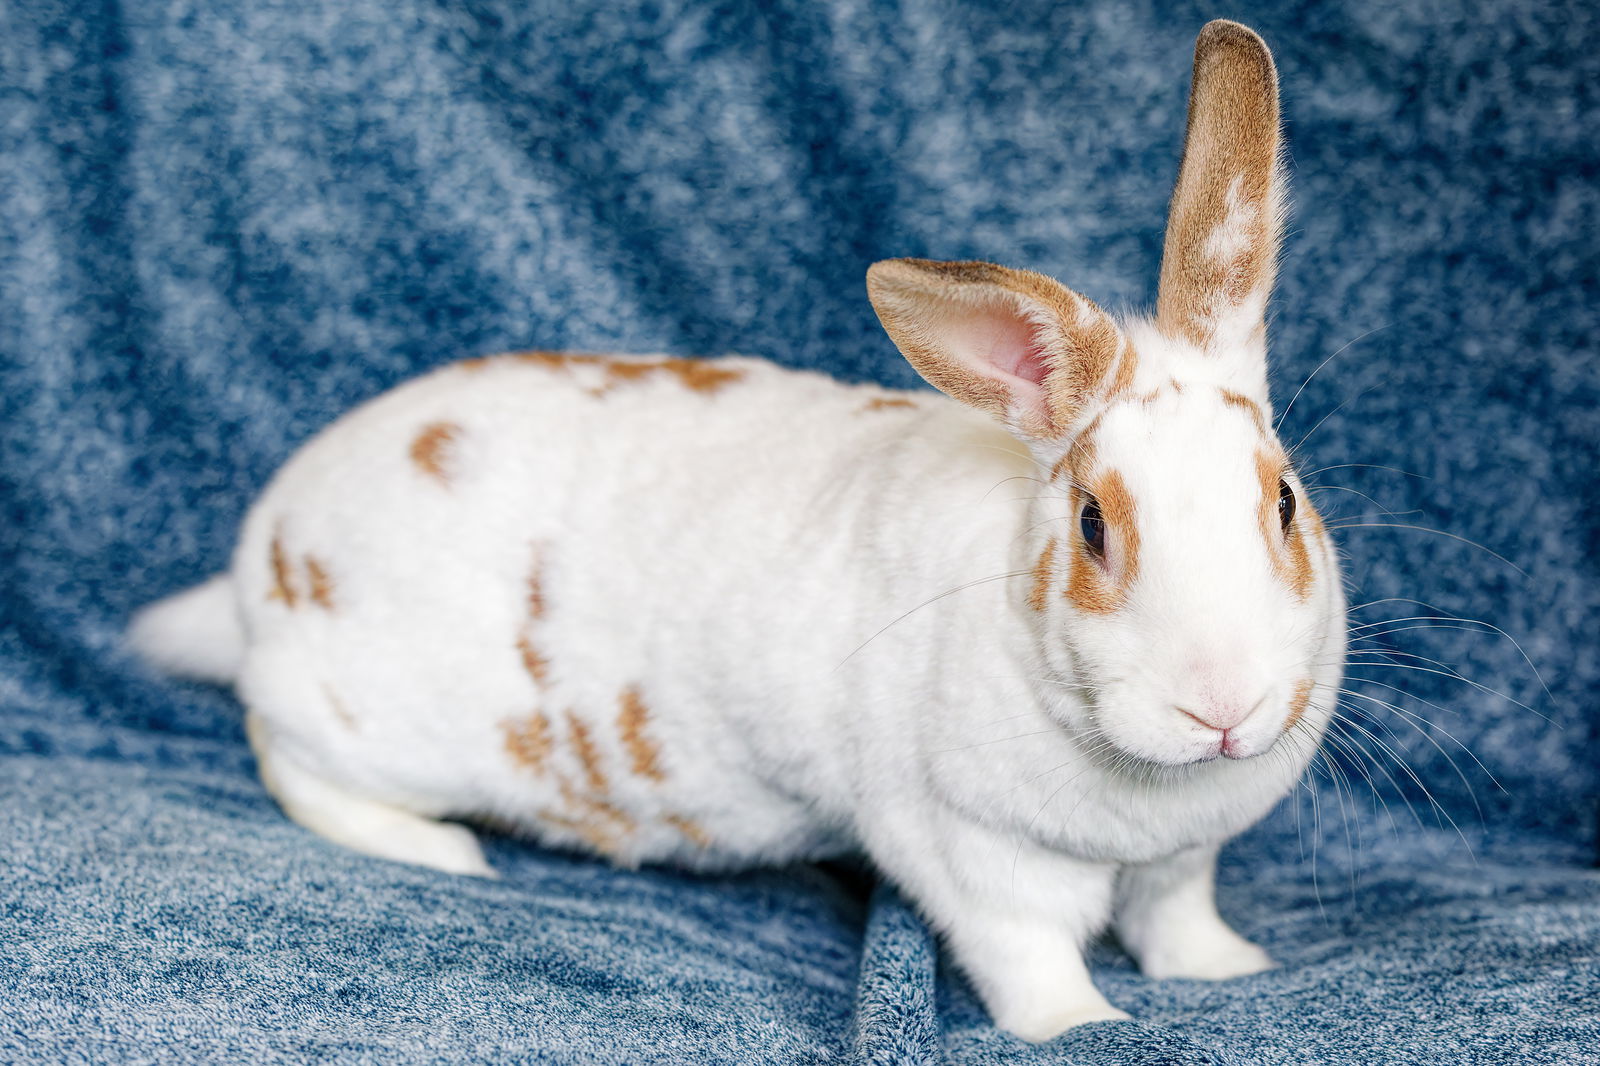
[1173,694,1266,733]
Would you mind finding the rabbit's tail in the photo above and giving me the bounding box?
[128,575,245,685]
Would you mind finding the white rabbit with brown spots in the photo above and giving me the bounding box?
[131,21,1345,1042]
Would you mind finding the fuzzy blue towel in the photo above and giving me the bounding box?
[2,1,1596,1062]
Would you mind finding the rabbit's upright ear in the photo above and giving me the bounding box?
[866,259,1129,441]
[1156,21,1284,358]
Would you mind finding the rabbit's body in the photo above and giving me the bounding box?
[226,351,1029,874]
[134,21,1346,1042]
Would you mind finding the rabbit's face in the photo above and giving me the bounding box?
[1029,330,1343,767]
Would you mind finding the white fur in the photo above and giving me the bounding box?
[127,575,245,685]
[134,338,1344,1042]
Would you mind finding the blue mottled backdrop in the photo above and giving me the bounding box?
[2,1,1596,1062]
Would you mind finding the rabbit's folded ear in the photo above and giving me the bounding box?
[1156,20,1284,358]
[866,258,1128,441]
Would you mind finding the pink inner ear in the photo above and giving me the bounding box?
[951,306,1052,428]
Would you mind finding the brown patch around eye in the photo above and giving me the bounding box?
[665,814,711,849]
[861,396,918,412]
[617,686,666,782]
[409,421,460,484]
[502,711,553,774]
[1066,469,1141,614]
[1028,538,1058,612]
[1221,389,1267,435]
[516,633,551,687]
[566,713,607,793]
[304,556,335,610]
[1255,450,1314,601]
[267,535,298,607]
[1284,678,1315,730]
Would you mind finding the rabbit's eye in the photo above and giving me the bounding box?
[1278,479,1296,532]
[1080,497,1106,557]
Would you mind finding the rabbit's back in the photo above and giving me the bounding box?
[229,352,947,868]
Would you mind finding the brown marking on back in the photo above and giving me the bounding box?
[513,350,574,370]
[516,633,551,687]
[1065,468,1141,614]
[1220,389,1268,435]
[322,684,357,731]
[1169,378,1185,394]
[409,421,460,484]
[604,360,658,386]
[616,686,666,782]
[659,357,745,394]
[457,356,491,372]
[502,711,553,774]
[1028,538,1058,612]
[267,535,298,607]
[1255,449,1315,601]
[304,556,335,610]
[665,814,711,849]
[861,396,918,412]
[1284,678,1315,730]
[566,712,607,793]
[1155,22,1282,350]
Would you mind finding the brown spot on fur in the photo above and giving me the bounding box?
[617,687,666,782]
[551,773,636,856]
[862,396,918,412]
[1028,538,1058,612]
[1169,378,1185,393]
[537,804,623,858]
[409,421,460,484]
[323,684,357,731]
[525,548,546,621]
[1051,413,1103,483]
[1284,678,1315,730]
[566,713,607,793]
[267,536,298,607]
[1155,22,1283,350]
[457,356,491,372]
[1255,449,1315,601]
[513,350,573,370]
[1066,468,1141,614]
[1109,337,1138,396]
[659,357,745,394]
[503,711,553,774]
[605,360,659,386]
[517,633,551,686]
[1221,389,1267,434]
[665,814,711,849]
[304,556,335,610]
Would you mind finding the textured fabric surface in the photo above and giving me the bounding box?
[2,0,1597,1062]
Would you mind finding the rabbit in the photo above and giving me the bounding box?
[130,20,1345,1043]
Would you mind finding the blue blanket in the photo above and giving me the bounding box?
[3,1,1596,1062]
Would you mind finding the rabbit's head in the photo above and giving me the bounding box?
[868,21,1344,768]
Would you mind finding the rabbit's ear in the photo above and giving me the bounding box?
[866,258,1128,441]
[1156,21,1284,358]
